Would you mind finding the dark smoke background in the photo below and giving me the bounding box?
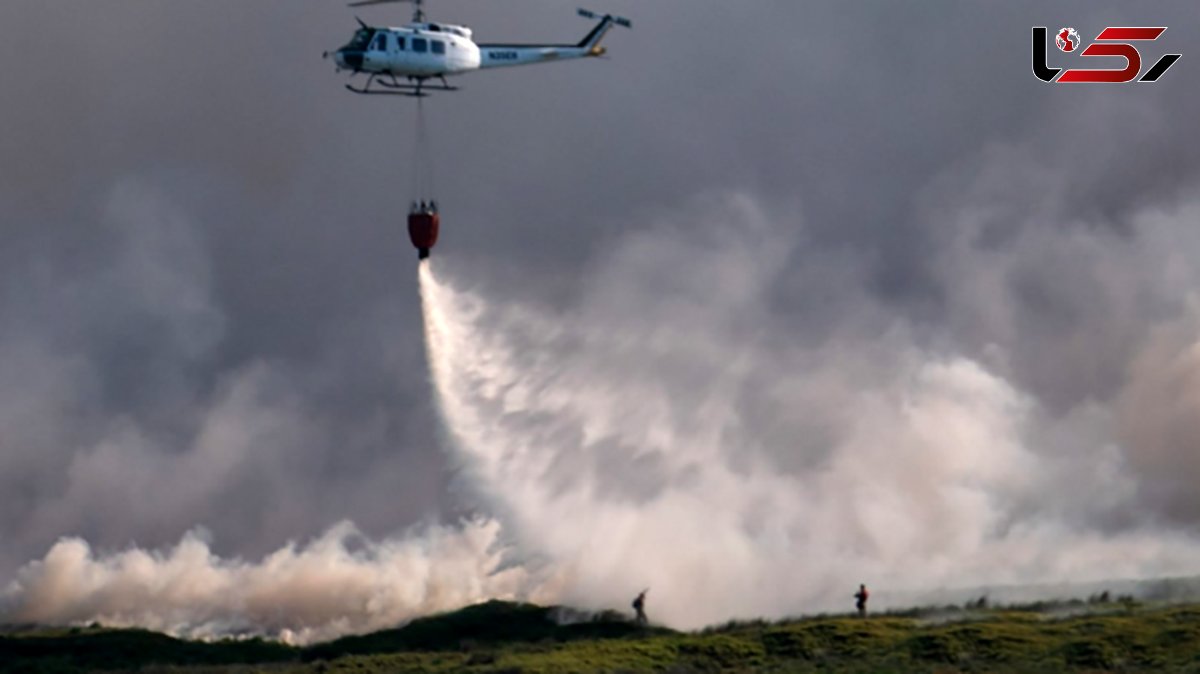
[3,0,1200,617]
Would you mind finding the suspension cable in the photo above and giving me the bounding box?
[413,96,436,201]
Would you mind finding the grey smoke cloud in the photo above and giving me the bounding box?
[3,0,1200,639]
[417,195,1200,628]
[1117,302,1200,525]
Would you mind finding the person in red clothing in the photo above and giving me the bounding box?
[854,584,869,618]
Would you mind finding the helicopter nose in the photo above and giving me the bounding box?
[334,49,363,70]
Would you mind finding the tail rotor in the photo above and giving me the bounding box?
[577,8,632,28]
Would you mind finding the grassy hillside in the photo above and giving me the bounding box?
[0,625,294,673]
[5,598,1200,673]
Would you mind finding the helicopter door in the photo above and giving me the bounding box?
[365,32,390,70]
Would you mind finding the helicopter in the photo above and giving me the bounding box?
[325,0,631,96]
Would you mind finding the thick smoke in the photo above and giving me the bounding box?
[5,0,1200,647]
[415,194,1200,627]
[1,519,541,644]
[7,191,1200,638]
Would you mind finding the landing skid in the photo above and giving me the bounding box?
[345,75,459,97]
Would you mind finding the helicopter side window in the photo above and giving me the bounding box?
[413,37,428,53]
[396,36,406,51]
[372,34,388,51]
[431,40,445,55]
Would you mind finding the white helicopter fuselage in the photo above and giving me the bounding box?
[331,13,624,82]
[350,23,480,77]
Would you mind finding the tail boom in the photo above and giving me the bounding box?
[477,11,629,69]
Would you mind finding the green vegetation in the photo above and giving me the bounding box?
[0,626,294,673]
[6,598,1200,673]
[303,600,665,660]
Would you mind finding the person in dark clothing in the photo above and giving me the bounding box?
[854,584,869,618]
[632,589,648,625]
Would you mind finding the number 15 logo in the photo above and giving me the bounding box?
[1033,26,1181,83]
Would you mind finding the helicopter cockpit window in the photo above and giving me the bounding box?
[413,37,428,53]
[345,29,373,51]
[431,40,445,55]
[371,34,388,51]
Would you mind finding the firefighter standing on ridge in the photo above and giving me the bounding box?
[632,589,648,625]
[854,584,869,618]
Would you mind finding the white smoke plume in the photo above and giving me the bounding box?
[6,193,1200,642]
[1,519,538,645]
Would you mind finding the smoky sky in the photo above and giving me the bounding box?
[3,0,1200,599]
